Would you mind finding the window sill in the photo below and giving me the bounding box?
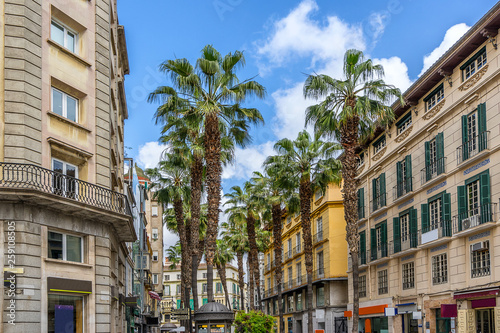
[393,190,413,205]
[44,257,92,269]
[423,99,446,120]
[421,172,448,191]
[459,64,489,92]
[457,148,490,170]
[47,111,91,133]
[47,38,92,67]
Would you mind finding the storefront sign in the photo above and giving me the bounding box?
[397,303,417,314]
[412,311,422,320]
[384,307,397,316]
[359,304,388,315]
[47,277,92,294]
[454,288,499,299]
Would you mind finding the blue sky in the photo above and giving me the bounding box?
[118,0,495,245]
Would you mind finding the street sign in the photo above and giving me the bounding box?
[171,308,191,321]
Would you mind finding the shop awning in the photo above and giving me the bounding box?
[454,288,499,299]
[359,304,388,315]
[441,304,457,317]
[149,291,162,301]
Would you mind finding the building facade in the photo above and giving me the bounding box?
[0,0,135,332]
[349,3,500,333]
[263,184,348,333]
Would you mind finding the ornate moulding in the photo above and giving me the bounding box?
[423,99,446,120]
[395,125,413,143]
[459,64,488,91]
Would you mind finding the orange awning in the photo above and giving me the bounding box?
[359,304,388,316]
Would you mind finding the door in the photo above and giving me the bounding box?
[334,317,347,333]
[476,309,495,333]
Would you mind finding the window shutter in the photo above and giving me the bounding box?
[405,155,412,192]
[480,171,491,223]
[478,103,487,151]
[457,186,466,232]
[370,228,377,261]
[360,231,366,264]
[381,222,388,257]
[393,217,401,253]
[425,141,431,181]
[396,161,402,185]
[372,178,377,204]
[461,115,468,161]
[443,193,451,237]
[421,204,429,233]
[437,132,445,174]
[358,188,365,219]
[410,208,418,248]
[380,173,386,207]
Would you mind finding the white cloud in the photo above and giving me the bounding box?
[367,11,390,42]
[136,141,168,169]
[419,23,470,76]
[373,56,413,93]
[222,141,276,180]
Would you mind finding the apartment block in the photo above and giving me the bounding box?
[349,3,500,333]
[0,0,134,332]
[263,184,348,333]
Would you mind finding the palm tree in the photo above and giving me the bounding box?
[265,130,341,333]
[149,45,266,302]
[166,242,182,269]
[252,167,299,332]
[303,49,404,332]
[214,239,235,309]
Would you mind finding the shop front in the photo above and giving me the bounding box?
[396,303,419,333]
[454,287,499,333]
[357,304,389,333]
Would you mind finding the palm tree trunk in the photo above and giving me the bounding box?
[248,253,255,310]
[204,113,222,303]
[190,154,203,311]
[246,212,262,310]
[217,263,231,310]
[299,178,313,333]
[237,251,245,311]
[174,198,190,331]
[272,203,284,333]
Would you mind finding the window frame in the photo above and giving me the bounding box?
[432,253,448,285]
[402,262,415,290]
[47,293,85,333]
[51,86,79,123]
[152,206,158,216]
[152,251,159,262]
[152,228,158,240]
[424,83,444,112]
[50,19,79,54]
[373,135,386,155]
[461,46,487,81]
[378,269,388,294]
[359,275,367,298]
[152,274,158,285]
[48,230,84,263]
[396,112,412,136]
[471,240,490,278]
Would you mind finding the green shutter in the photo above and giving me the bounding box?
[478,103,487,151]
[177,300,181,309]
[421,204,429,233]
[190,299,194,310]
[480,170,491,223]
[372,178,377,209]
[405,155,412,192]
[425,141,431,181]
[410,208,418,248]
[396,161,402,197]
[393,217,401,253]
[358,188,365,219]
[360,231,366,264]
[203,298,208,305]
[443,193,451,237]
[381,222,387,257]
[457,186,466,231]
[461,115,468,161]
[380,173,386,207]
[370,228,377,261]
[436,132,445,175]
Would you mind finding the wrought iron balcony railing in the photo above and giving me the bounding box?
[393,177,413,199]
[313,267,325,280]
[453,203,497,233]
[284,250,292,261]
[370,193,386,212]
[313,231,324,244]
[390,232,419,255]
[421,157,446,184]
[369,244,388,261]
[421,220,452,245]
[0,162,131,216]
[292,244,302,256]
[358,205,365,220]
[456,131,489,164]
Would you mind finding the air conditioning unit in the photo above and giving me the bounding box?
[462,215,479,230]
[472,241,488,252]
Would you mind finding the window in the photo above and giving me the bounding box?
[372,173,386,211]
[267,253,271,265]
[216,282,223,293]
[203,273,207,279]
[396,155,412,198]
[461,46,487,81]
[371,221,387,260]
[357,152,365,168]
[176,274,181,280]
[152,228,158,240]
[373,136,386,154]
[393,208,417,253]
[460,103,487,162]
[422,192,451,238]
[48,231,82,263]
[48,294,84,333]
[314,189,322,200]
[359,231,366,265]
[52,158,78,198]
[296,293,302,311]
[176,284,181,295]
[316,286,325,307]
[287,238,292,258]
[152,206,158,216]
[287,267,293,288]
[296,233,301,253]
[432,253,448,285]
[317,251,324,277]
[316,217,323,242]
[164,285,170,296]
[396,112,412,135]
[152,251,158,262]
[429,198,442,230]
[296,262,302,284]
[153,274,158,285]
[359,275,366,298]
[51,87,78,122]
[458,170,491,229]
[471,240,490,278]
[425,84,444,111]
[286,216,292,224]
[51,20,78,53]
[287,295,294,312]
[202,283,207,293]
[164,274,170,281]
[358,188,365,219]
[378,269,388,294]
[402,262,415,289]
[424,133,445,182]
[267,277,271,290]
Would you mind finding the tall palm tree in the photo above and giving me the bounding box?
[214,239,235,309]
[252,167,299,332]
[149,45,266,302]
[166,242,182,269]
[304,49,404,332]
[221,218,249,311]
[265,130,341,333]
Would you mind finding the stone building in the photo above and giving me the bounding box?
[0,0,134,332]
[262,184,348,333]
[349,3,500,333]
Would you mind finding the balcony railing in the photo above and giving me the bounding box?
[371,193,386,212]
[360,251,366,265]
[390,232,419,255]
[0,162,131,216]
[313,267,325,280]
[421,220,452,245]
[292,244,302,256]
[456,131,489,164]
[313,230,324,244]
[421,157,446,184]
[453,203,497,233]
[370,244,388,261]
[284,251,292,261]
[358,205,365,220]
[393,177,413,200]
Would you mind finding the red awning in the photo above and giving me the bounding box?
[148,291,161,301]
[441,304,457,317]
[454,288,499,299]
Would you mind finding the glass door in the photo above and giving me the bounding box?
[476,309,495,333]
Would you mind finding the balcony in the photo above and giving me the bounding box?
[313,231,324,244]
[370,193,386,213]
[359,251,367,265]
[453,203,497,236]
[369,244,388,262]
[284,250,293,261]
[456,131,489,165]
[358,205,366,220]
[421,157,446,185]
[393,177,413,201]
[0,162,135,241]
[292,244,302,256]
[313,267,325,280]
[420,221,452,248]
[390,232,419,256]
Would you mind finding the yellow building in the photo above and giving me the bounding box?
[263,184,348,333]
